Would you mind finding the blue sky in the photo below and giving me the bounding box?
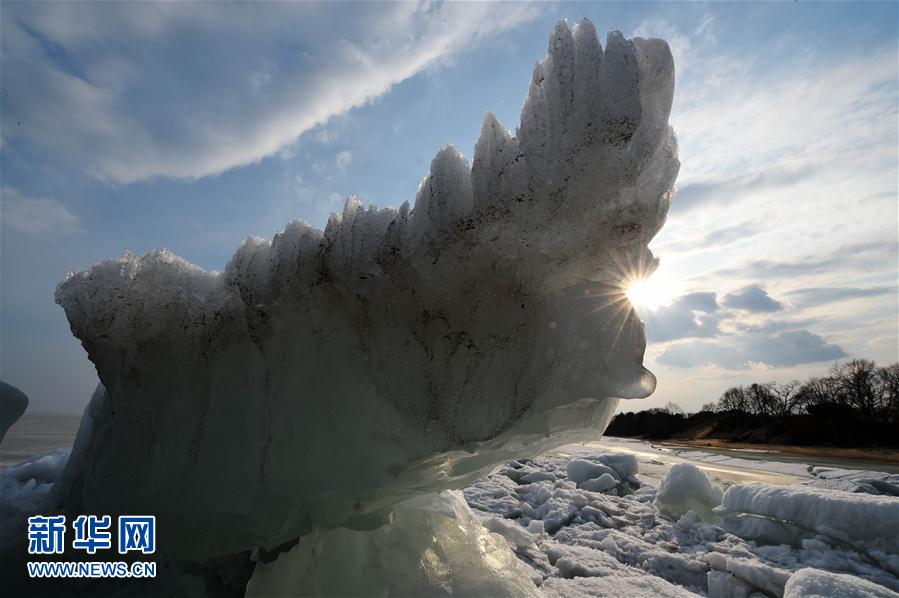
[1,1,896,414]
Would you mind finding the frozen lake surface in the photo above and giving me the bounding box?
[0,413,80,468]
[654,440,899,475]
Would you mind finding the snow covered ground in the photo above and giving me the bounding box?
[462,438,899,597]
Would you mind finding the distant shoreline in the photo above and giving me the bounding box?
[606,403,899,463]
[656,438,899,465]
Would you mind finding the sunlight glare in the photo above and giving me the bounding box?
[625,274,675,310]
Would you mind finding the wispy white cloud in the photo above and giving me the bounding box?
[672,48,897,184]
[631,13,897,377]
[637,13,896,255]
[785,285,897,308]
[664,41,897,283]
[632,13,717,77]
[0,187,80,235]
[708,241,896,284]
[335,150,353,172]
[0,1,542,183]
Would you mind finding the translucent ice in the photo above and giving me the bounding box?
[53,19,678,563]
[246,491,540,597]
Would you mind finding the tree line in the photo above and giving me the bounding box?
[606,359,899,447]
[699,359,898,424]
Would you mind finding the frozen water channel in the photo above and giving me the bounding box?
[555,438,808,486]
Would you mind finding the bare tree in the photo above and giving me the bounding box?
[831,359,878,420]
[718,386,748,412]
[700,360,899,445]
[874,363,899,423]
[797,376,835,413]
[770,381,803,418]
[662,401,685,416]
[746,383,777,417]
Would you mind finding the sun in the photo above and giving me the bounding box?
[624,271,677,310]
[625,279,654,308]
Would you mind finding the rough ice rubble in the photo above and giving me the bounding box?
[464,453,715,594]
[566,453,640,494]
[51,19,678,563]
[463,448,899,597]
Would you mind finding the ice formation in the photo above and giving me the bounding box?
[784,568,899,598]
[719,483,899,575]
[0,380,28,444]
[654,462,723,522]
[0,449,69,553]
[566,453,640,494]
[49,18,678,568]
